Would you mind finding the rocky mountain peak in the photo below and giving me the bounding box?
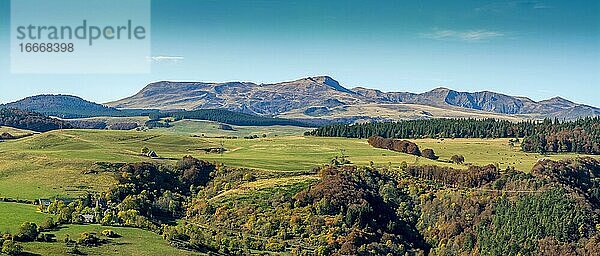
[538,96,578,109]
[275,76,355,94]
[430,87,452,92]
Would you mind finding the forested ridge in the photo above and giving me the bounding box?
[307,117,600,154]
[0,108,72,132]
[1,94,157,119]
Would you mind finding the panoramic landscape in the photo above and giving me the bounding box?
[0,77,598,255]
[1,0,599,255]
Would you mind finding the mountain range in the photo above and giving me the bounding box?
[2,76,597,122]
[107,76,599,121]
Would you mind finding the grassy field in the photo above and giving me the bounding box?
[1,128,597,201]
[397,138,589,171]
[0,202,49,234]
[197,136,597,172]
[22,224,200,255]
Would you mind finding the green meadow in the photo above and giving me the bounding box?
[0,202,49,234]
[22,224,200,255]
[0,127,596,200]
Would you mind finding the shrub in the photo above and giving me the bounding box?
[1,240,23,255]
[36,233,53,242]
[264,238,286,252]
[243,173,256,182]
[422,149,439,160]
[64,234,73,244]
[16,222,38,241]
[77,232,101,246]
[39,217,56,231]
[101,229,119,238]
[451,154,465,164]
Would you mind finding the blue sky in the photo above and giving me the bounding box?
[0,0,599,106]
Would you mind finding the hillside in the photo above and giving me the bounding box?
[0,126,36,137]
[278,103,526,122]
[108,76,599,121]
[1,94,157,119]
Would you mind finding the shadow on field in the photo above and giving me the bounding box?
[21,252,43,256]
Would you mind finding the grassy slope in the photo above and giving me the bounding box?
[198,136,595,173]
[0,129,217,200]
[1,128,596,200]
[0,202,49,233]
[402,138,587,171]
[23,224,200,255]
[0,126,36,137]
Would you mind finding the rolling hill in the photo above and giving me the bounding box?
[108,76,599,121]
[1,94,157,119]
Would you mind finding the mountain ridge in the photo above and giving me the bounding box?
[107,76,599,121]
[2,76,596,122]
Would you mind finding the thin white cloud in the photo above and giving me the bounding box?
[420,29,505,42]
[476,1,552,12]
[532,3,552,9]
[146,56,185,63]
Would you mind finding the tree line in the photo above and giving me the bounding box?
[307,117,600,154]
[407,164,499,188]
[367,136,421,156]
[0,108,72,132]
[367,136,440,159]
